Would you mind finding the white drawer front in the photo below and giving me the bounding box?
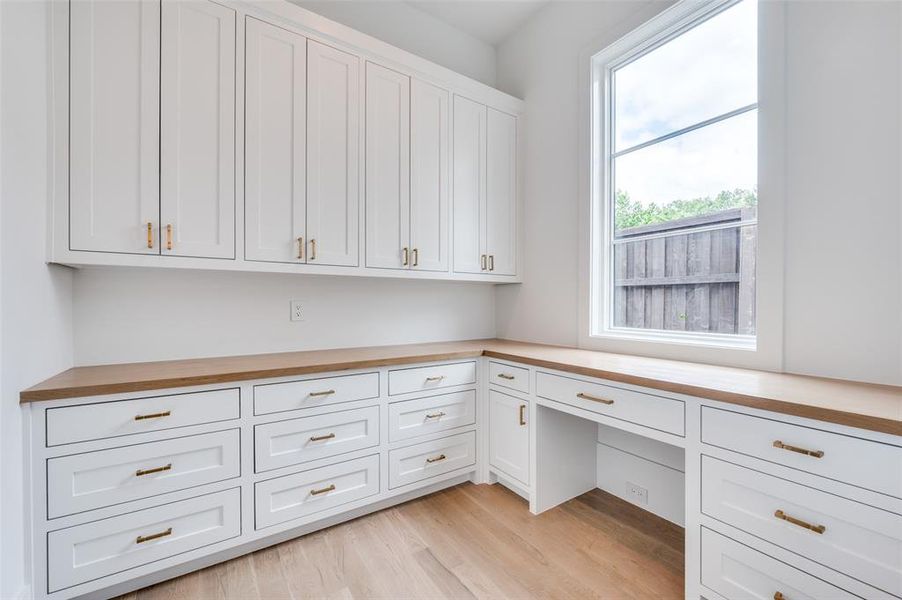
[702,456,902,597]
[701,527,857,600]
[536,371,685,436]
[254,372,379,416]
[48,488,241,593]
[255,454,380,529]
[46,388,240,447]
[489,361,529,394]
[389,431,476,489]
[255,406,380,473]
[388,390,476,442]
[388,361,476,396]
[47,430,240,518]
[702,407,902,499]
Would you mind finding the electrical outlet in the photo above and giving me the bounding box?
[626,482,648,505]
[290,300,304,322]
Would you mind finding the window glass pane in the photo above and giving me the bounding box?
[613,109,756,236]
[613,0,757,152]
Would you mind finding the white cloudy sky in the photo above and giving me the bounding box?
[613,0,757,213]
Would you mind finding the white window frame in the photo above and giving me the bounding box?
[578,0,786,371]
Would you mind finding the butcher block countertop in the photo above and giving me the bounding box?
[21,339,902,436]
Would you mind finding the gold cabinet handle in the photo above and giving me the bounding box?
[425,411,446,419]
[309,433,336,442]
[309,389,335,397]
[297,237,304,260]
[426,454,446,463]
[136,527,172,544]
[497,373,515,380]
[774,509,826,534]
[480,254,487,270]
[147,222,154,248]
[773,440,824,458]
[166,224,173,250]
[488,255,494,271]
[309,238,316,260]
[402,247,409,266]
[519,404,526,426]
[412,248,418,267]
[425,375,445,383]
[576,392,614,405]
[135,410,171,421]
[310,484,335,496]
[774,593,786,600]
[136,463,172,477]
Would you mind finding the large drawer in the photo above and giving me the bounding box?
[535,371,685,436]
[254,372,379,416]
[489,361,529,394]
[47,430,240,518]
[388,361,476,396]
[701,406,902,498]
[46,388,240,447]
[255,454,380,529]
[388,390,476,442]
[701,527,857,600]
[388,431,476,489]
[255,405,379,472]
[702,455,902,597]
[48,488,240,593]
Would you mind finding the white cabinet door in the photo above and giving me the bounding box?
[161,1,236,259]
[365,62,410,270]
[489,389,529,485]
[70,0,160,254]
[486,108,517,276]
[452,95,487,274]
[245,17,306,264]
[410,79,450,272]
[307,40,360,267]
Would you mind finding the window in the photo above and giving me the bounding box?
[591,0,758,348]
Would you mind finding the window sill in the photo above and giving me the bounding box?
[590,328,757,352]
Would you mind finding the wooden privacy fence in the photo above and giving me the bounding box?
[613,207,756,335]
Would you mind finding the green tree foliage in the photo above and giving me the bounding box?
[615,188,757,229]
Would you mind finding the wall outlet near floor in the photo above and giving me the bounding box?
[626,482,648,505]
[290,300,304,322]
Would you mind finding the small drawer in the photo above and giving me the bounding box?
[702,455,902,597]
[388,361,476,396]
[46,388,240,447]
[47,430,240,518]
[388,390,476,442]
[388,431,476,489]
[255,454,380,529]
[48,488,240,593]
[255,406,379,473]
[254,372,379,416]
[701,406,902,499]
[535,371,684,436]
[489,362,529,394]
[701,527,857,600]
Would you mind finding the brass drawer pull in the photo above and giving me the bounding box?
[135,410,171,421]
[297,237,304,260]
[488,255,494,271]
[136,527,172,544]
[166,224,173,250]
[412,248,418,267]
[310,484,335,496]
[309,389,335,397]
[774,593,785,600]
[773,440,824,458]
[576,392,614,405]
[519,405,526,426]
[309,433,336,442]
[147,222,154,248]
[425,412,446,419]
[480,254,487,270]
[774,510,826,534]
[309,238,316,260]
[136,463,172,477]
[426,454,446,463]
[497,373,515,380]
[402,247,409,266]
[425,376,445,383]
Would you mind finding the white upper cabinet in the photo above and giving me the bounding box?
[244,17,307,264]
[452,95,487,275]
[161,1,236,259]
[410,79,450,272]
[306,40,360,267]
[485,108,517,276]
[69,0,160,254]
[365,62,410,270]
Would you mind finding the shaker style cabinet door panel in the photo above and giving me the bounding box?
[245,17,307,264]
[410,79,450,272]
[306,40,360,267]
[161,0,236,259]
[365,62,410,270]
[69,0,160,254]
[489,389,529,485]
[452,95,487,274]
[485,108,517,276]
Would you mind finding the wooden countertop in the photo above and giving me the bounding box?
[21,339,902,436]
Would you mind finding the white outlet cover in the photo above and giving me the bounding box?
[290,300,304,322]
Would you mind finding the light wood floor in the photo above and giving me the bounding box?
[116,483,684,599]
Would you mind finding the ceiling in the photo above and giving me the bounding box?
[407,1,549,46]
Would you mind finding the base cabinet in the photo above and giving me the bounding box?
[488,389,529,486]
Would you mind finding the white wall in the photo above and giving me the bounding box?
[495,0,902,387]
[0,1,75,597]
[292,0,497,86]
